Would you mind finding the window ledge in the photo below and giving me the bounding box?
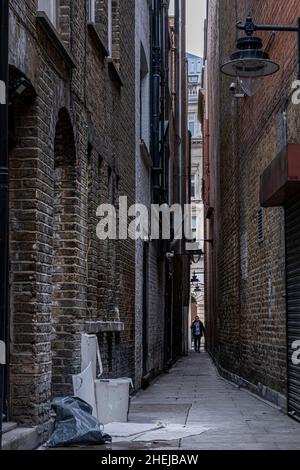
[85,320,125,334]
[105,57,124,87]
[87,22,109,57]
[36,11,76,69]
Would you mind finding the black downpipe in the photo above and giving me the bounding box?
[151,0,161,202]
[142,242,149,380]
[0,0,9,450]
[160,1,165,200]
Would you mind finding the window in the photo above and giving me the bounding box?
[108,0,112,56]
[192,217,197,241]
[188,112,196,137]
[87,0,96,23]
[38,0,57,27]
[191,175,195,199]
[189,75,198,84]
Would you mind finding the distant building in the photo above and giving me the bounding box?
[187,53,205,343]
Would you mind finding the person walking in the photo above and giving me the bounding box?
[191,316,205,353]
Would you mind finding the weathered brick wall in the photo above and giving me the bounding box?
[206,0,300,395]
[215,0,242,375]
[8,0,135,437]
[235,0,300,393]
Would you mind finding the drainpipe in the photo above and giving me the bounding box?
[160,0,166,201]
[151,0,161,203]
[175,0,185,254]
[0,0,9,450]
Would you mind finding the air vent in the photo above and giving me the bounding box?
[257,208,264,243]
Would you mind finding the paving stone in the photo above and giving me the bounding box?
[79,353,300,450]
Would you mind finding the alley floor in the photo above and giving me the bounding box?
[108,352,300,451]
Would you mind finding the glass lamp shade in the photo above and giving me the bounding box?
[221,57,280,78]
[221,36,280,78]
[238,77,262,96]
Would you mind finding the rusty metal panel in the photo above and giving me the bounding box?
[260,144,300,207]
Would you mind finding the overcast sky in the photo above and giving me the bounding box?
[169,0,206,58]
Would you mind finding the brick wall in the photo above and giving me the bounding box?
[8,0,135,437]
[205,0,300,395]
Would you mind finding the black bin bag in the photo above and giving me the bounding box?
[47,396,112,448]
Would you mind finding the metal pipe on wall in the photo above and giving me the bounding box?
[175,0,185,255]
[151,0,161,202]
[0,0,9,450]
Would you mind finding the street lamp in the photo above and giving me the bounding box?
[221,16,300,80]
[191,271,199,284]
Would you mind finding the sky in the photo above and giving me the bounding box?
[169,0,206,58]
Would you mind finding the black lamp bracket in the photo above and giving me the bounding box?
[236,16,300,79]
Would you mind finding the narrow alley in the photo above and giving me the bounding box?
[1,0,300,457]
[110,353,300,451]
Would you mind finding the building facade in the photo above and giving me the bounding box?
[135,0,166,389]
[187,53,205,337]
[203,0,300,417]
[0,0,190,447]
[5,0,136,446]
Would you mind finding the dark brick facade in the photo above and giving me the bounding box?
[8,0,135,439]
[204,0,300,400]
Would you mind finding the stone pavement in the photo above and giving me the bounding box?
[110,352,300,450]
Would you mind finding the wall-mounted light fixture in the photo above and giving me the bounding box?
[221,16,300,81]
[9,76,36,104]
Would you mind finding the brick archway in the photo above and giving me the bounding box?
[51,108,79,397]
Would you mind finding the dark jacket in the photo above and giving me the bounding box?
[191,320,205,337]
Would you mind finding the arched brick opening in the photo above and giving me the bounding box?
[52,108,79,397]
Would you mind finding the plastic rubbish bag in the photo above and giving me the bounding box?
[47,396,112,448]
